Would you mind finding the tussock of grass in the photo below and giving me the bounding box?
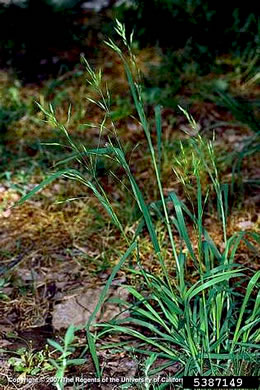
[13,21,259,385]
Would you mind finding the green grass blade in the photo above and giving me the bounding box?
[64,324,75,347]
[47,339,64,354]
[232,271,260,349]
[170,192,197,264]
[97,322,181,359]
[15,169,77,206]
[87,332,101,378]
[85,240,137,331]
[155,105,162,178]
[185,270,245,301]
[168,192,222,261]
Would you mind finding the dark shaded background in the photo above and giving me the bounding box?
[0,0,258,82]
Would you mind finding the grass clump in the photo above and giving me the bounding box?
[16,21,259,382]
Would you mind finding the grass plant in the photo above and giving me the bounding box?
[16,21,259,383]
[48,325,86,390]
